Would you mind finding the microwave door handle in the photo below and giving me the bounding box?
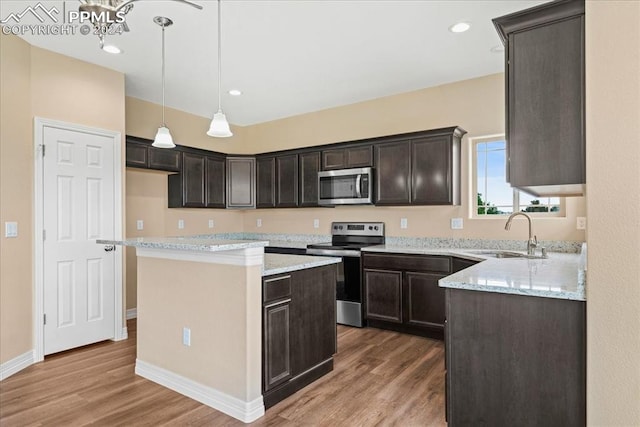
[355,174,362,198]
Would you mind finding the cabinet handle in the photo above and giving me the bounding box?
[263,275,291,283]
[264,298,291,309]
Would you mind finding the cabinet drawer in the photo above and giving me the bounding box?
[263,275,292,303]
[363,253,450,273]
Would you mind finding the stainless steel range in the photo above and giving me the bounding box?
[306,222,385,327]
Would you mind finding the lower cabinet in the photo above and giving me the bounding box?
[262,264,337,408]
[363,253,451,339]
[445,289,586,426]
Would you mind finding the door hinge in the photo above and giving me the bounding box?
[43,314,47,325]
[40,144,45,157]
[43,230,46,241]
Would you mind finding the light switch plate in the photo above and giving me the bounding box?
[400,218,408,229]
[257,218,262,228]
[136,220,144,231]
[5,222,18,238]
[178,219,185,229]
[313,219,320,229]
[451,218,464,230]
[182,327,191,346]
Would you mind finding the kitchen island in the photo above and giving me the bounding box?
[99,237,340,423]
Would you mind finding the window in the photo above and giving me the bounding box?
[472,136,562,217]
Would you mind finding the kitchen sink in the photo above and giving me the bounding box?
[466,250,546,259]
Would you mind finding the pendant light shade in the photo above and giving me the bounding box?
[207,111,232,137]
[152,16,176,149]
[208,0,233,138]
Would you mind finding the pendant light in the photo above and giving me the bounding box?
[152,16,176,148]
[207,0,233,138]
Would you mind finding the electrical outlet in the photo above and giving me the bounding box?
[178,219,185,229]
[4,222,18,238]
[182,327,191,346]
[313,219,320,229]
[400,218,408,229]
[257,218,262,228]
[576,217,587,230]
[208,219,214,229]
[451,218,464,230]
[136,220,144,231]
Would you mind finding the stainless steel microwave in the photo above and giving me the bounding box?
[318,167,374,206]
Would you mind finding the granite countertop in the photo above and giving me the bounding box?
[265,240,311,250]
[97,237,269,252]
[263,253,341,276]
[362,245,585,301]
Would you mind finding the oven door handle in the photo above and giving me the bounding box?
[355,174,362,198]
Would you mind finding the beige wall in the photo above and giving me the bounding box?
[0,34,33,365]
[137,257,262,402]
[0,34,126,365]
[585,1,640,425]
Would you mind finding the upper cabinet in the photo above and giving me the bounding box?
[298,151,320,207]
[256,157,276,208]
[168,151,226,208]
[226,157,256,209]
[321,145,372,170]
[375,127,465,206]
[256,154,300,208]
[493,0,585,197]
[125,136,180,172]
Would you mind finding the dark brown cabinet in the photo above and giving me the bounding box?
[494,0,585,197]
[411,133,461,205]
[262,264,337,409]
[321,145,372,170]
[168,152,226,208]
[374,128,465,206]
[446,289,586,426]
[276,155,299,207]
[126,137,180,172]
[256,157,276,208]
[256,154,299,208]
[374,141,411,205]
[263,275,292,391]
[363,252,451,339]
[299,151,320,207]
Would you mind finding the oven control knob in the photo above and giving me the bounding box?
[374,226,379,230]
[339,225,344,230]
[368,226,373,230]
[333,226,338,230]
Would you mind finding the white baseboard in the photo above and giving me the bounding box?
[0,350,35,381]
[120,327,128,340]
[135,359,264,423]
[126,308,137,320]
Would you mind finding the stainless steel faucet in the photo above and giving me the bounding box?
[504,212,538,256]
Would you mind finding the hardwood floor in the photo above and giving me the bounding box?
[0,320,446,426]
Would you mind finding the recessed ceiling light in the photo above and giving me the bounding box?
[449,22,471,33]
[490,45,505,53]
[102,44,122,54]
[228,89,242,96]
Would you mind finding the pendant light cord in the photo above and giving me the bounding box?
[162,23,166,126]
[217,0,222,112]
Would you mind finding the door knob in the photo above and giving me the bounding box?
[104,245,116,252]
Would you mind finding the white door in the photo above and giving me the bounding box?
[43,126,116,355]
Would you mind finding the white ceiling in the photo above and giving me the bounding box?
[3,0,547,126]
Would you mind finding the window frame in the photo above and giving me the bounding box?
[470,135,565,219]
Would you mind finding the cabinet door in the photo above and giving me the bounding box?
[125,141,148,168]
[256,157,276,208]
[505,13,585,194]
[148,147,181,172]
[364,269,402,323]
[299,151,320,207]
[404,272,446,331]
[276,154,299,207]
[205,156,226,208]
[263,300,291,391]
[346,145,372,168]
[321,149,346,170]
[182,153,206,207]
[226,157,256,208]
[411,136,456,205]
[374,141,411,205]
